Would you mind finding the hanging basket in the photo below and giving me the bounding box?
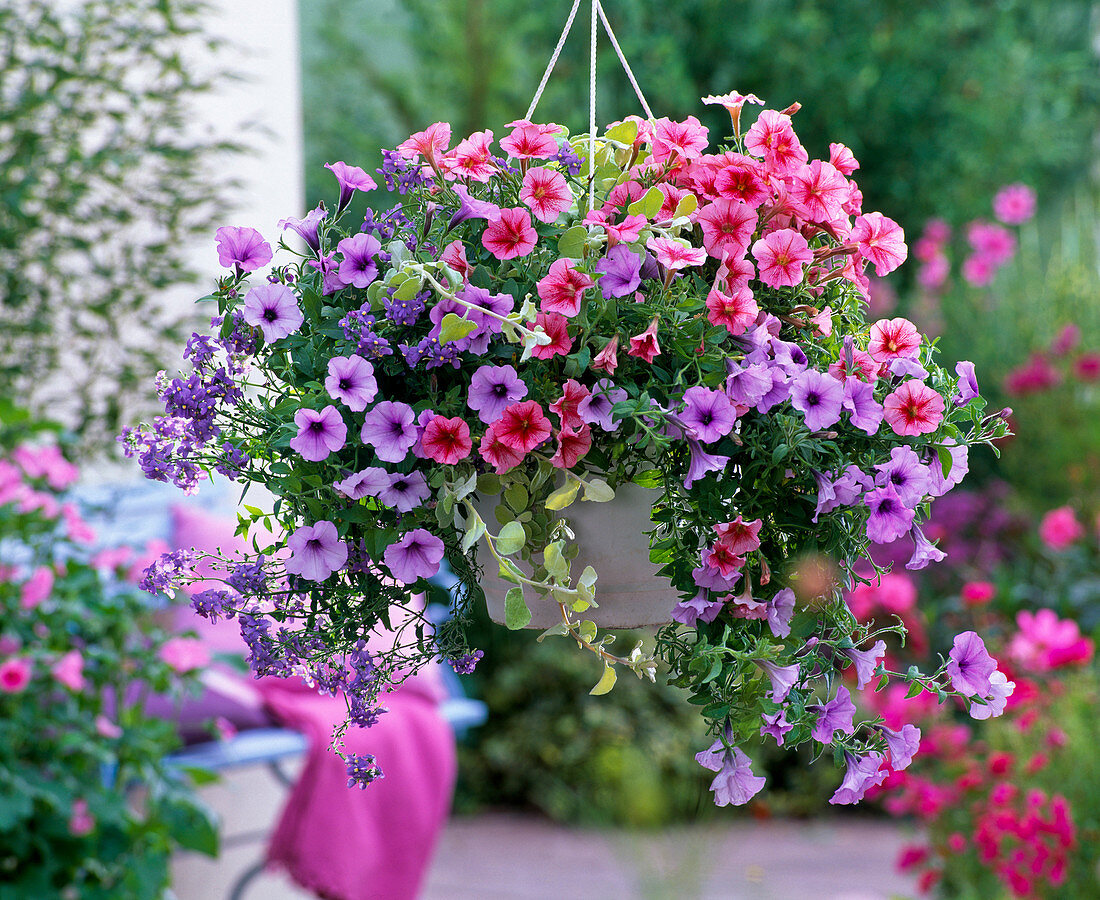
[477,483,669,629]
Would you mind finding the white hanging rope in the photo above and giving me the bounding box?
[588,0,598,211]
[524,0,583,122]
[596,1,655,123]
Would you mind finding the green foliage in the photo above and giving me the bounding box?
[0,418,217,896]
[0,0,233,454]
[301,0,1099,229]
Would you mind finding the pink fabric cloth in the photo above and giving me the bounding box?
[168,502,458,900]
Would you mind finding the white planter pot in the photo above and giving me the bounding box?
[478,483,674,629]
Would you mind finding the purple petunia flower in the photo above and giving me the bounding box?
[683,437,730,489]
[874,446,931,508]
[695,743,766,807]
[333,466,393,500]
[285,520,348,582]
[906,524,946,571]
[770,339,809,376]
[829,752,887,805]
[844,639,886,689]
[680,386,737,443]
[467,364,528,424]
[289,405,347,462]
[969,670,1015,720]
[360,401,418,463]
[946,631,997,698]
[325,355,378,411]
[756,660,800,702]
[383,528,444,584]
[810,685,856,744]
[760,709,793,746]
[864,481,916,544]
[447,184,503,230]
[954,360,980,407]
[926,440,969,498]
[326,161,378,214]
[724,360,773,409]
[578,379,628,432]
[279,204,327,255]
[842,377,884,435]
[215,225,272,272]
[754,366,792,414]
[242,283,304,343]
[671,589,725,626]
[692,554,742,592]
[790,369,844,431]
[376,470,430,512]
[337,233,382,289]
[887,357,929,380]
[766,588,796,638]
[594,244,642,298]
[878,723,921,771]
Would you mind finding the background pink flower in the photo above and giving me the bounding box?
[1038,506,1084,551]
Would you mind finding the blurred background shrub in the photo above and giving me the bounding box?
[0,0,233,454]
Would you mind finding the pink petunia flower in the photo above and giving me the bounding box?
[706,287,758,336]
[420,415,473,465]
[520,167,572,223]
[696,199,757,260]
[744,109,807,176]
[440,240,471,282]
[649,116,710,165]
[528,312,572,359]
[882,380,945,436]
[492,401,552,454]
[590,335,619,375]
[788,160,849,224]
[550,379,591,430]
[1008,609,1093,672]
[482,207,538,259]
[500,119,561,160]
[584,210,646,247]
[647,237,707,271]
[751,228,813,287]
[396,122,452,168]
[867,317,921,362]
[828,142,860,175]
[628,317,661,363]
[0,657,32,693]
[851,212,907,276]
[478,424,524,474]
[551,425,593,469]
[712,155,770,208]
[537,258,594,317]
[443,129,497,182]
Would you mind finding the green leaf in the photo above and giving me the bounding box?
[477,473,502,495]
[504,482,529,513]
[936,445,954,481]
[495,521,526,556]
[154,791,219,857]
[604,119,638,146]
[905,681,926,699]
[627,186,664,219]
[461,509,487,553]
[557,224,588,259]
[504,586,531,629]
[543,541,569,580]
[439,312,478,343]
[582,478,615,502]
[589,664,617,696]
[544,479,581,510]
[536,621,571,642]
[393,274,422,302]
[577,619,597,643]
[673,193,698,219]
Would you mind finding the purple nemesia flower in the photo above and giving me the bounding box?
[954,360,980,406]
[756,660,800,702]
[383,528,444,584]
[926,441,969,498]
[279,204,327,255]
[725,360,773,408]
[384,287,429,326]
[333,467,392,500]
[450,650,484,675]
[552,142,583,175]
[842,377,884,435]
[360,401,418,463]
[578,379,628,432]
[325,355,378,411]
[447,184,503,230]
[671,590,725,626]
[242,283,304,343]
[879,724,921,771]
[326,161,378,214]
[191,588,236,623]
[864,481,916,544]
[810,685,856,743]
[874,446,931,507]
[906,524,946,570]
[683,437,730,489]
[215,225,272,272]
[680,386,737,443]
[969,670,1015,720]
[790,369,844,431]
[844,639,886,689]
[695,744,766,807]
[337,233,382,288]
[289,405,347,461]
[346,753,383,789]
[887,357,929,379]
[829,752,887,805]
[285,520,348,581]
[594,243,642,298]
[761,709,793,745]
[947,631,997,697]
[467,364,528,424]
[766,588,796,638]
[376,470,430,512]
